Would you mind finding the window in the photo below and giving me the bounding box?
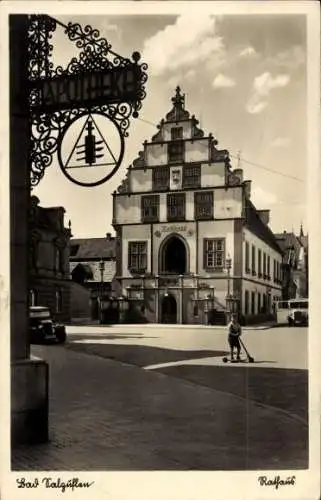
[273,259,276,282]
[183,165,201,188]
[251,245,256,275]
[258,249,262,277]
[152,166,170,191]
[263,252,266,278]
[168,141,184,163]
[245,242,250,273]
[141,195,159,223]
[244,290,249,315]
[251,291,255,314]
[70,244,79,257]
[203,239,225,269]
[267,256,271,279]
[55,289,62,313]
[258,293,261,313]
[171,127,183,140]
[195,191,213,220]
[128,241,147,273]
[167,193,185,221]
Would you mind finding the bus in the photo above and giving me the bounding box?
[273,298,309,326]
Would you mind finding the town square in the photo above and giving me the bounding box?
[12,322,308,470]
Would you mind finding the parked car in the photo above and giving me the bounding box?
[288,307,309,326]
[29,306,67,344]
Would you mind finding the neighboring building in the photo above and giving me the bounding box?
[29,195,72,322]
[69,234,116,321]
[112,87,283,324]
[274,225,309,300]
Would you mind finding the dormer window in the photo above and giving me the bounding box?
[171,127,183,140]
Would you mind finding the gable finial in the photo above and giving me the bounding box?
[172,86,185,109]
[300,222,304,238]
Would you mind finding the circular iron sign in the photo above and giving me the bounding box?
[57,112,125,187]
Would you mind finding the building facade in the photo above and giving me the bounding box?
[69,234,116,321]
[274,226,309,300]
[112,87,283,324]
[29,196,72,322]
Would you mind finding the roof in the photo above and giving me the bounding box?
[274,231,305,267]
[71,263,94,279]
[70,238,116,260]
[300,235,308,249]
[244,199,282,254]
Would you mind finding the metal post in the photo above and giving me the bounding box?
[225,255,232,324]
[155,275,159,323]
[141,275,144,297]
[193,274,199,323]
[179,274,184,324]
[227,267,231,297]
[204,296,209,325]
[99,258,105,324]
[210,285,215,324]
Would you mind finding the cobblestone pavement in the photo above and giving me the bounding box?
[11,326,308,471]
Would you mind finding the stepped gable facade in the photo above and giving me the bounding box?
[112,87,282,324]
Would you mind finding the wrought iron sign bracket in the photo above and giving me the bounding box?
[28,15,148,187]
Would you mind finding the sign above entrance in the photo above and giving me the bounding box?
[155,225,194,237]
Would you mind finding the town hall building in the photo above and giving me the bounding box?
[112,87,283,324]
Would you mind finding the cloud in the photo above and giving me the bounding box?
[270,136,291,148]
[185,68,196,81]
[212,73,236,88]
[253,72,290,95]
[239,46,258,58]
[142,15,224,76]
[270,45,306,71]
[251,186,278,207]
[246,71,290,114]
[106,24,118,32]
[246,101,268,114]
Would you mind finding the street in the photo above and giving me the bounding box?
[12,324,308,471]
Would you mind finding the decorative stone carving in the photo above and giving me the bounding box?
[227,172,242,186]
[165,86,190,122]
[151,125,163,142]
[132,150,145,168]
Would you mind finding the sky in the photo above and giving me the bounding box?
[33,11,308,238]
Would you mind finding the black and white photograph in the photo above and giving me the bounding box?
[0,1,320,499]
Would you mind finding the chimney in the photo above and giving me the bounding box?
[233,169,244,183]
[106,232,112,240]
[243,180,251,199]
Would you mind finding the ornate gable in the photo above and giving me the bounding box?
[165,86,190,122]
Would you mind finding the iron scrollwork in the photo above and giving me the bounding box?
[28,15,148,186]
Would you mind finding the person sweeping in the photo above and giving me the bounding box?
[227,313,242,361]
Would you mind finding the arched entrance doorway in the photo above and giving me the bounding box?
[161,294,177,324]
[161,235,187,274]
